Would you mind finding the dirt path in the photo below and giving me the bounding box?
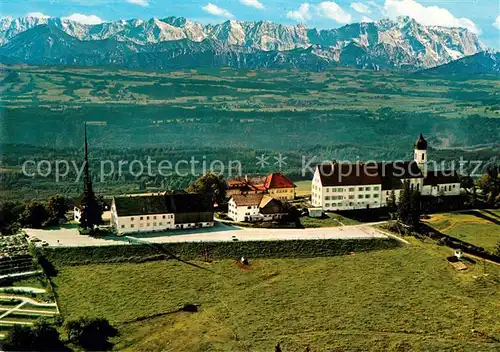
[0,295,57,307]
[0,294,57,326]
[0,271,43,280]
[0,287,46,294]
[0,301,26,320]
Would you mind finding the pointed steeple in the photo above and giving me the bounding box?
[83,122,94,198]
[414,133,428,150]
[80,122,101,231]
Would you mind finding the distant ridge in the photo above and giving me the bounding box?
[0,15,486,71]
[423,51,500,75]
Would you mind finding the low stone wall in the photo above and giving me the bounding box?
[41,238,400,266]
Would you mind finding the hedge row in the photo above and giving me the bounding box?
[41,238,400,266]
[420,223,500,264]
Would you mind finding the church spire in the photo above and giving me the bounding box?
[83,122,93,198]
[80,122,101,231]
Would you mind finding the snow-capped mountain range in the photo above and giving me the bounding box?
[0,15,487,71]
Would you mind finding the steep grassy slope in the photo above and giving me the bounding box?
[51,242,500,351]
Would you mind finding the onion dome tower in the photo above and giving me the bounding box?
[414,133,428,177]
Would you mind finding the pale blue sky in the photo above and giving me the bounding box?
[1,0,499,48]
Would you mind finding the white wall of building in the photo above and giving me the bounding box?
[422,183,460,197]
[227,198,260,222]
[111,201,214,234]
[113,212,175,234]
[311,167,460,211]
[414,149,427,176]
[311,169,323,207]
[74,207,81,222]
[320,184,383,211]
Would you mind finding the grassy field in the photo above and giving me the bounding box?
[424,209,500,252]
[2,66,499,151]
[51,241,500,351]
[2,66,499,119]
[294,180,311,197]
[300,212,361,228]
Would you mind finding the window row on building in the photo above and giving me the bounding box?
[121,221,172,229]
[130,214,174,221]
[323,186,380,193]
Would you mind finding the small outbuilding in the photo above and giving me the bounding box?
[307,207,323,218]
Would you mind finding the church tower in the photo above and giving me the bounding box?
[414,133,428,177]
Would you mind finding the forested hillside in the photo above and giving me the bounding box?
[1,65,499,200]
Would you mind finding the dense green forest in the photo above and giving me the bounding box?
[1,65,499,200]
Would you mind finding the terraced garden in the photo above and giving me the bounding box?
[0,235,59,339]
[0,234,36,277]
[0,281,59,339]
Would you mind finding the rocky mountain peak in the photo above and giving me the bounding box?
[0,15,488,71]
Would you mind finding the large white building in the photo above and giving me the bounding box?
[111,192,214,234]
[311,134,461,211]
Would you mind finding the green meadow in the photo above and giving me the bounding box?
[51,240,500,351]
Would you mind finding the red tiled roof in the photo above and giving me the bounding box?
[264,173,295,189]
[253,184,267,191]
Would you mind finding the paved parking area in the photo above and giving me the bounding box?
[24,222,388,247]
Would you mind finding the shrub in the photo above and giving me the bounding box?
[3,319,63,351]
[65,317,118,351]
[493,242,500,256]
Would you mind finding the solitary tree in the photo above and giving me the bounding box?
[4,319,63,351]
[21,201,49,229]
[476,165,500,205]
[397,182,412,225]
[410,189,422,230]
[387,188,397,217]
[397,181,421,231]
[0,201,24,235]
[186,173,227,206]
[282,201,302,228]
[46,195,68,226]
[65,317,117,351]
